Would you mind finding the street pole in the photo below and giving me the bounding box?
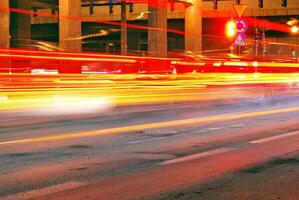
[121,0,128,55]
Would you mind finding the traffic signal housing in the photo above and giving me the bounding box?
[213,0,218,10]
[109,0,113,14]
[258,0,263,8]
[282,0,287,7]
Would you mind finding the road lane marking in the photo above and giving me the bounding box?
[161,147,236,165]
[129,137,167,144]
[249,131,299,144]
[230,123,245,128]
[129,127,218,144]
[1,181,86,200]
[2,106,299,145]
[207,127,224,131]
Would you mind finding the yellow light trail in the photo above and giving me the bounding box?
[2,72,299,111]
[2,106,299,146]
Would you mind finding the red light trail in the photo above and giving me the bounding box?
[0,5,290,39]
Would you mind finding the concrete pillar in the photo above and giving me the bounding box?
[148,0,167,57]
[121,0,128,55]
[59,0,81,52]
[0,0,9,73]
[185,0,202,53]
[10,0,31,42]
[59,0,82,74]
[0,0,9,48]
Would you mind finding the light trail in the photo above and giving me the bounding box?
[0,52,137,63]
[0,48,179,61]
[1,72,299,112]
[2,106,299,145]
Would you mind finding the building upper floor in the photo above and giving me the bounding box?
[25,0,299,24]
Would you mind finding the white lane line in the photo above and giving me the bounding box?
[1,181,86,200]
[207,127,224,131]
[129,137,167,144]
[250,131,299,144]
[230,124,245,128]
[129,126,224,144]
[128,127,219,144]
[160,147,236,165]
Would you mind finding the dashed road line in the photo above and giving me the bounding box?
[1,181,86,200]
[207,127,224,131]
[249,130,299,144]
[128,137,168,144]
[160,147,236,165]
[230,123,245,128]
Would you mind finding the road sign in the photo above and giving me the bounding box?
[234,33,246,46]
[236,18,248,33]
[233,4,248,18]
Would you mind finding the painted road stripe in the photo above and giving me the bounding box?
[2,106,299,145]
[250,131,299,144]
[1,182,86,200]
[230,123,245,128]
[207,127,224,131]
[161,147,236,165]
[129,127,217,144]
[129,137,167,144]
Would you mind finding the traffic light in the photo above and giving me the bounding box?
[291,26,299,34]
[282,0,287,7]
[258,0,263,8]
[89,0,94,15]
[225,20,236,38]
[213,0,218,10]
[109,0,113,14]
[263,43,268,55]
[129,2,134,13]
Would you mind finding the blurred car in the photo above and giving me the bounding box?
[6,39,61,74]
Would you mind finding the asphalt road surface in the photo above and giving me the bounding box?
[0,98,299,200]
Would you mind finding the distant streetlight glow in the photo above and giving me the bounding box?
[291,26,299,34]
[226,20,236,38]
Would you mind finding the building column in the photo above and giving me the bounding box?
[148,0,167,57]
[59,0,81,74]
[10,0,31,42]
[0,0,9,48]
[121,0,128,55]
[185,0,202,53]
[59,0,81,52]
[0,0,9,73]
